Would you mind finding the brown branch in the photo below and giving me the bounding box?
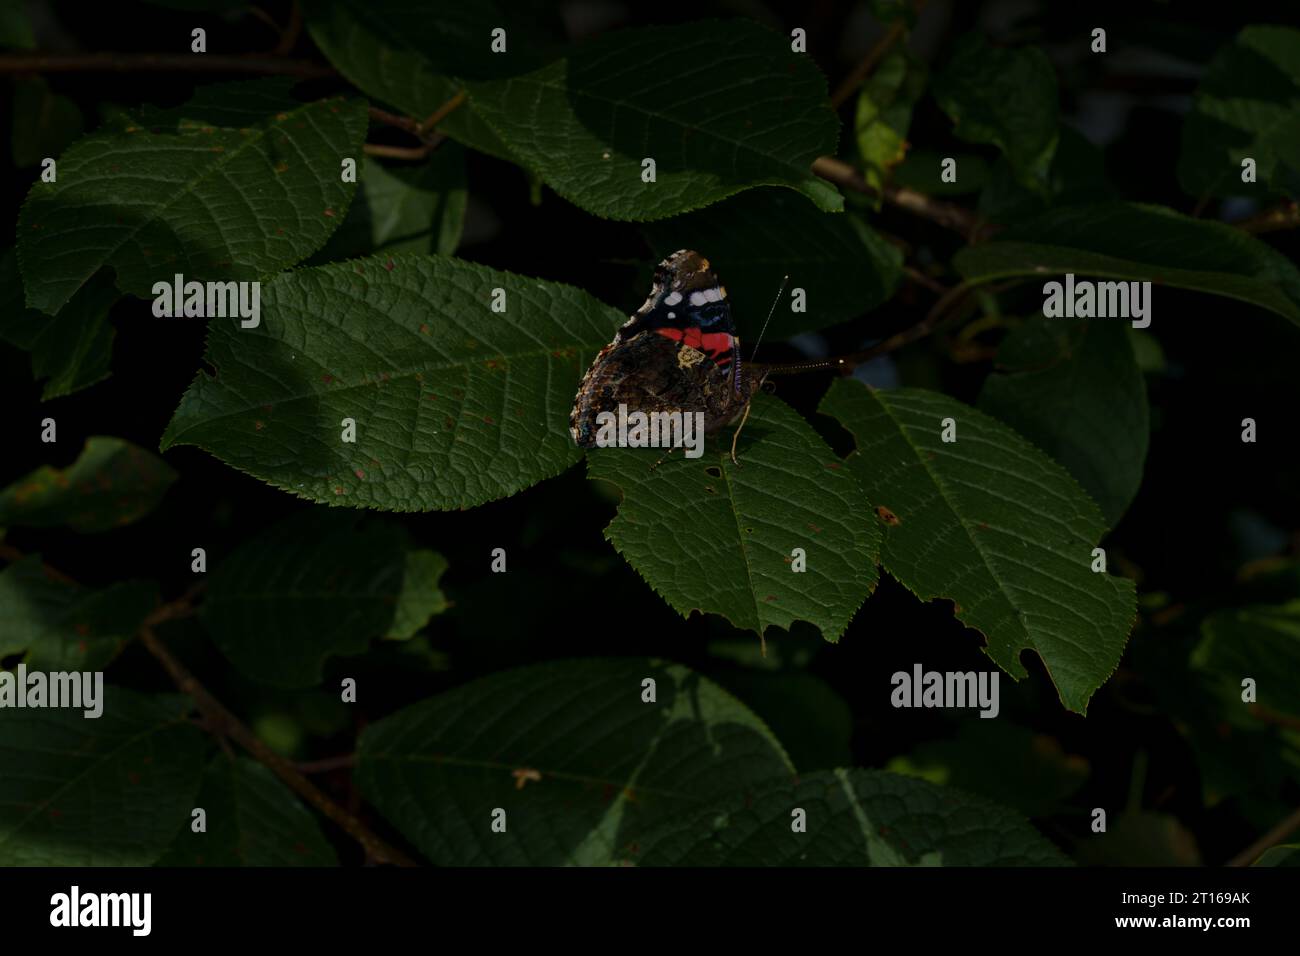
[811,155,988,241]
[830,20,907,109]
[0,52,335,77]
[1235,201,1300,235]
[1227,804,1300,866]
[366,99,454,161]
[1249,703,1300,732]
[298,754,359,774]
[417,90,466,134]
[138,621,417,867]
[0,542,77,584]
[364,138,445,161]
[0,544,415,867]
[903,264,948,296]
[273,2,305,57]
[368,105,421,137]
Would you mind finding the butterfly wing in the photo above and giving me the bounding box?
[570,250,751,447]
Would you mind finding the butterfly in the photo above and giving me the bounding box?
[569,250,765,464]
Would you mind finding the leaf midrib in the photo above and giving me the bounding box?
[867,394,1030,645]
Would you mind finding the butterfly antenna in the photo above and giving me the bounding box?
[747,274,788,364]
[761,357,848,375]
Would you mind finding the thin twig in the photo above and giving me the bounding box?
[0,542,77,584]
[417,90,466,134]
[0,52,335,77]
[1249,704,1300,732]
[364,138,445,161]
[830,20,907,109]
[366,100,453,160]
[298,754,359,774]
[368,105,421,136]
[273,2,304,57]
[903,264,947,295]
[1227,804,1300,866]
[1235,201,1300,235]
[0,545,416,867]
[811,155,988,241]
[139,622,418,867]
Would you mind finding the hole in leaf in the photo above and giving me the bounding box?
[705,466,722,478]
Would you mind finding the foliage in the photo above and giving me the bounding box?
[1,2,1297,868]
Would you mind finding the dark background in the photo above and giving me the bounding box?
[2,0,1298,866]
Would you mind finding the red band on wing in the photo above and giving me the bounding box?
[655,328,734,364]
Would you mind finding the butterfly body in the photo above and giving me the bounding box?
[570,250,757,448]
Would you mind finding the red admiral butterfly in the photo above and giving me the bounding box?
[570,250,765,463]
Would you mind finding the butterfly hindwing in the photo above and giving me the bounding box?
[570,250,753,448]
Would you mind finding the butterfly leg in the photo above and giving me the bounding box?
[729,398,755,466]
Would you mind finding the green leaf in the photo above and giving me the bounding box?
[0,688,206,865]
[1253,844,1300,866]
[587,392,880,642]
[0,248,116,400]
[819,381,1136,713]
[955,202,1300,326]
[886,721,1088,816]
[932,34,1059,191]
[641,189,901,339]
[0,0,34,49]
[11,76,84,168]
[1195,601,1300,719]
[1177,26,1300,201]
[465,20,844,220]
[161,254,625,511]
[715,670,854,771]
[315,150,467,262]
[303,0,517,160]
[855,49,927,200]
[16,79,368,315]
[356,658,793,865]
[0,436,177,532]
[157,755,338,866]
[977,126,1116,224]
[979,316,1149,527]
[199,510,416,687]
[0,555,157,670]
[386,549,449,640]
[634,768,1070,865]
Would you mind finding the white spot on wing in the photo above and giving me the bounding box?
[664,291,683,306]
